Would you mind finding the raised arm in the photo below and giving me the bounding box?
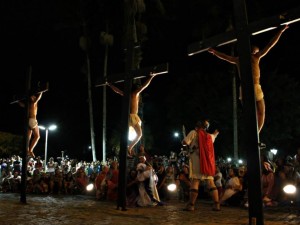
[208,48,239,65]
[258,25,289,58]
[107,82,124,96]
[34,92,43,103]
[135,74,157,94]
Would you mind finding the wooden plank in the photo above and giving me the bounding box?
[95,63,168,87]
[188,6,300,56]
[10,82,49,104]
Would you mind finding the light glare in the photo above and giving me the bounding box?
[128,126,137,141]
[283,184,296,194]
[86,183,94,191]
[167,183,177,192]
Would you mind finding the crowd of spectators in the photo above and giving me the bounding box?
[0,146,299,208]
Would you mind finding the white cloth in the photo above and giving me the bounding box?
[136,163,160,206]
[221,177,241,201]
[214,172,223,187]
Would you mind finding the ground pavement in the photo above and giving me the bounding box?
[0,193,299,225]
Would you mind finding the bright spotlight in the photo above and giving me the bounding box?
[86,183,94,191]
[49,125,57,131]
[270,149,278,155]
[283,184,296,194]
[39,125,46,130]
[128,126,137,141]
[174,132,179,138]
[227,157,232,163]
[238,159,243,164]
[167,183,177,192]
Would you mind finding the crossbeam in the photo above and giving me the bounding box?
[95,63,168,87]
[10,82,49,104]
[188,6,300,55]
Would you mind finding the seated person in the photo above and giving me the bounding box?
[220,167,243,206]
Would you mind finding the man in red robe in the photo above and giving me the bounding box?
[182,120,220,211]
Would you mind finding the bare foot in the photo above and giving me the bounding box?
[28,151,35,158]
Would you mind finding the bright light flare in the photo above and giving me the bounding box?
[86,183,94,191]
[49,125,57,131]
[39,124,57,131]
[270,149,278,155]
[128,126,137,141]
[167,183,177,192]
[283,184,296,194]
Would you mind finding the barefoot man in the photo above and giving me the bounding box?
[208,25,288,133]
[107,74,157,157]
[19,92,43,158]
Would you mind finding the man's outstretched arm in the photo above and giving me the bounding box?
[208,48,239,65]
[107,82,124,96]
[35,92,43,103]
[136,74,157,94]
[258,25,289,58]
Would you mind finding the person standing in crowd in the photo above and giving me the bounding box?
[214,165,223,199]
[182,119,220,211]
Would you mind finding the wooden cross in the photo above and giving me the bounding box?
[95,0,169,211]
[11,70,48,203]
[188,1,300,224]
[96,54,168,211]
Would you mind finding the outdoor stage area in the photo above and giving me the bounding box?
[0,193,299,225]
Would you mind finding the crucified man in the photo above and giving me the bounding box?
[208,25,288,134]
[107,73,157,157]
[18,92,43,158]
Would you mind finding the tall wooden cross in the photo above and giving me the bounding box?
[10,66,48,204]
[96,0,169,211]
[188,1,300,225]
[96,61,168,212]
[96,50,168,211]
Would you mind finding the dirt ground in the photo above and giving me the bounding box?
[0,193,299,225]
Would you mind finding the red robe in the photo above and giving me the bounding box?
[198,129,216,176]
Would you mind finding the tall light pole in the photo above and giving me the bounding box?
[39,124,57,169]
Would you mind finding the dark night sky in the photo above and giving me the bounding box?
[1,1,300,160]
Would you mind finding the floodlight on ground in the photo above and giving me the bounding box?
[283,184,296,195]
[167,183,177,192]
[86,183,94,192]
[167,166,177,192]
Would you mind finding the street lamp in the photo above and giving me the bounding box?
[39,124,57,169]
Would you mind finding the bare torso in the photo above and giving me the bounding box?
[251,55,260,84]
[130,93,139,114]
[28,96,38,118]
